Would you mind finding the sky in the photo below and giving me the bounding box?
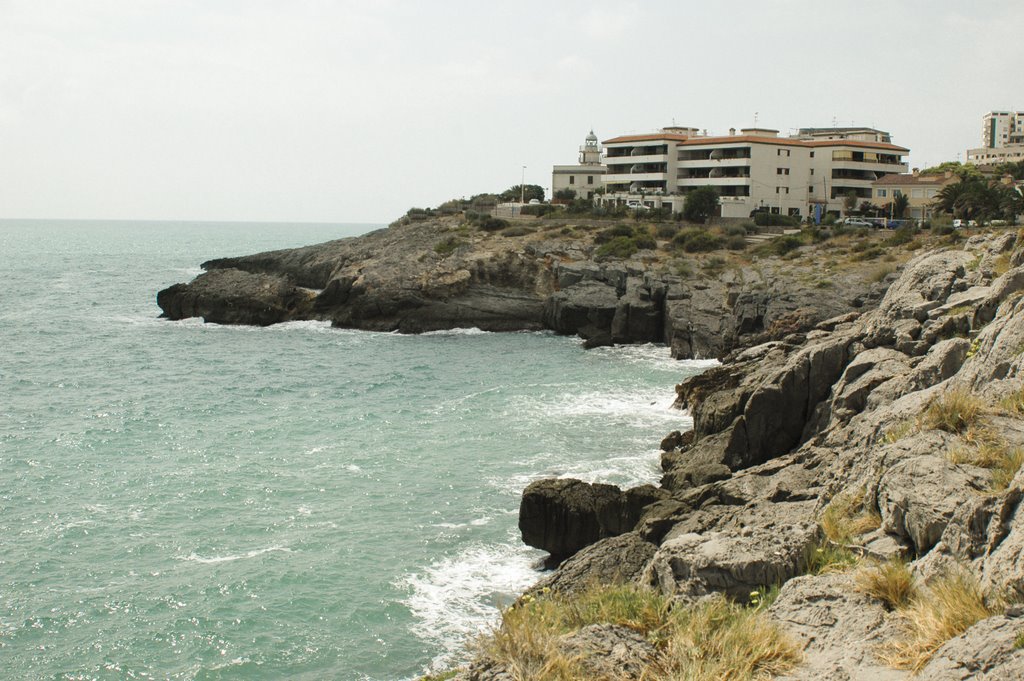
[1,0,1022,224]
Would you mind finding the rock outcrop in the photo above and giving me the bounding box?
[157,215,881,359]
[498,230,1024,680]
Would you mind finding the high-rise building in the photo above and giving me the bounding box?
[967,111,1024,165]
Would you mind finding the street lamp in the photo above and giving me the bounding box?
[521,165,526,204]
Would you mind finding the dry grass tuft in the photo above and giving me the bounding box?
[804,541,860,575]
[879,571,998,672]
[948,440,1024,492]
[655,595,802,681]
[922,388,986,434]
[822,489,882,546]
[479,583,800,681]
[998,388,1024,416]
[855,559,918,610]
[883,418,916,444]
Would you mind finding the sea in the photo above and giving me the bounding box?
[0,220,714,680]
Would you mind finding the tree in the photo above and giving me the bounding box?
[500,184,545,203]
[892,193,910,219]
[553,188,576,201]
[842,191,858,216]
[995,160,1024,181]
[934,176,1024,222]
[681,186,719,223]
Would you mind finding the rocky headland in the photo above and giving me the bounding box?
[157,214,889,358]
[160,215,1024,679]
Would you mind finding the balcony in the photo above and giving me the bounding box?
[677,176,752,187]
[605,172,669,184]
[677,157,751,168]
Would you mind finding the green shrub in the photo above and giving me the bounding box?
[726,234,748,250]
[501,226,534,237]
[633,232,657,250]
[723,224,748,237]
[886,225,916,246]
[655,223,679,239]
[433,236,465,256]
[594,223,635,244]
[478,217,508,232]
[771,235,803,255]
[682,232,724,253]
[596,236,639,260]
[754,212,801,227]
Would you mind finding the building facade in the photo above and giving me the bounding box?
[551,130,607,201]
[967,111,1024,166]
[597,126,908,219]
[871,171,959,220]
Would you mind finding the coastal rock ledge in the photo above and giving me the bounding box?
[492,231,1024,681]
[156,214,885,359]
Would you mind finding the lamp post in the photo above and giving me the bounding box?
[521,165,526,204]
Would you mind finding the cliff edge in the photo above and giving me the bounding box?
[499,230,1024,680]
[157,214,892,359]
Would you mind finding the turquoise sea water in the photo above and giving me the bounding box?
[0,221,711,680]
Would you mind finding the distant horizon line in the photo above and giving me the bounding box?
[0,217,390,226]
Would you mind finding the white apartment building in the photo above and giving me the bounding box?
[967,111,1024,165]
[598,126,908,219]
[551,130,607,201]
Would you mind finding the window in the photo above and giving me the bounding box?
[810,151,815,158]
[777,168,790,175]
[587,176,594,185]
[809,186,815,193]
[777,149,791,157]
[912,189,924,198]
[775,187,789,194]
[810,169,815,175]
[877,189,887,198]
[788,208,800,216]
[569,176,575,184]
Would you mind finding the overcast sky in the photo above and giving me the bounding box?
[1,0,1021,223]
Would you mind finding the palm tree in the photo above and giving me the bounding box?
[892,193,910,219]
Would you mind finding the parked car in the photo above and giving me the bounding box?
[842,218,873,227]
[626,201,649,211]
[953,219,978,228]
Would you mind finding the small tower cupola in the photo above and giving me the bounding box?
[579,129,601,165]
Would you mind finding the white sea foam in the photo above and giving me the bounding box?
[522,388,690,428]
[399,541,542,671]
[421,327,492,336]
[177,546,293,565]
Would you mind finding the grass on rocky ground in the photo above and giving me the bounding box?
[821,489,882,546]
[922,388,986,434]
[855,558,918,610]
[457,582,800,681]
[884,387,1024,493]
[878,570,1000,672]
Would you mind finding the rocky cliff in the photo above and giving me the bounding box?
[504,231,1024,680]
[157,215,889,358]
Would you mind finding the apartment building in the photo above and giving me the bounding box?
[598,126,908,219]
[967,111,1024,165]
[551,130,607,201]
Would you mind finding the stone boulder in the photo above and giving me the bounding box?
[645,519,819,600]
[917,615,1024,680]
[877,454,989,555]
[526,532,658,597]
[156,268,315,325]
[769,573,906,681]
[518,479,666,561]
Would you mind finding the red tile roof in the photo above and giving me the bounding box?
[602,133,908,153]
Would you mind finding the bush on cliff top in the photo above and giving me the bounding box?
[475,583,800,681]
